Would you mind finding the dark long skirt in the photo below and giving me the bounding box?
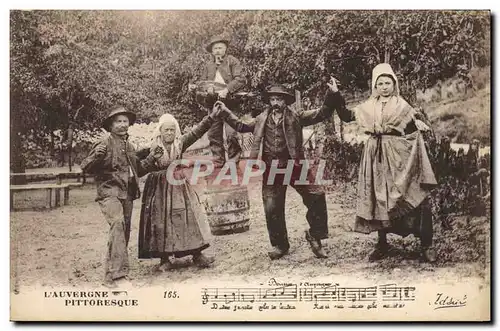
[138,170,212,259]
[354,198,433,246]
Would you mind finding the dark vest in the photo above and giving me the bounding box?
[262,113,291,165]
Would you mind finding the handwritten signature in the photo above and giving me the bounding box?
[432,293,467,310]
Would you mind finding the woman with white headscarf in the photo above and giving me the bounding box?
[330,63,438,262]
[138,108,222,271]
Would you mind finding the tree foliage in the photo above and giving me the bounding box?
[10,10,490,137]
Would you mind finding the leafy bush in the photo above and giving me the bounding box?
[20,123,160,168]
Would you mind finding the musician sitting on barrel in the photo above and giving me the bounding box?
[189,35,246,168]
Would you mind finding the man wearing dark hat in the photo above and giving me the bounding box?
[194,34,246,97]
[81,106,164,288]
[215,78,344,260]
[189,35,246,167]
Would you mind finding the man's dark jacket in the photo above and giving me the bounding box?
[223,90,346,160]
[80,134,156,201]
[201,55,246,93]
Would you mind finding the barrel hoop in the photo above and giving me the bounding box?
[211,225,250,235]
[206,207,250,216]
[203,187,249,195]
[210,219,250,228]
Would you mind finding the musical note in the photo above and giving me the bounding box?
[299,287,312,301]
[241,293,255,303]
[379,284,415,302]
[363,286,378,302]
[347,289,358,302]
[340,288,347,300]
[224,291,238,304]
[403,286,416,300]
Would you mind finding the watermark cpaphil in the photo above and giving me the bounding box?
[159,158,333,186]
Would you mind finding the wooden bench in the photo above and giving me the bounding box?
[10,170,86,185]
[61,182,83,205]
[10,182,83,211]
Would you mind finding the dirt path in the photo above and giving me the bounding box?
[10,179,489,290]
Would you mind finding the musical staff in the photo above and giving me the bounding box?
[202,285,298,304]
[201,281,416,307]
[379,284,416,302]
[298,284,377,303]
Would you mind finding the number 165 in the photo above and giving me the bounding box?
[164,291,178,299]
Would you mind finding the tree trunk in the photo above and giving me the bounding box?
[339,118,347,176]
[67,104,84,172]
[68,126,73,172]
[50,130,55,159]
[295,90,302,111]
[10,111,26,184]
[384,11,390,63]
[384,49,390,63]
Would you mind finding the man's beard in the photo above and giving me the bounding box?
[271,104,284,111]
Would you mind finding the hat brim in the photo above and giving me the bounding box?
[205,40,229,52]
[102,111,137,131]
[264,92,296,105]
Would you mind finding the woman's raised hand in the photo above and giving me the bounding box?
[150,145,164,159]
[210,101,227,119]
[94,143,107,158]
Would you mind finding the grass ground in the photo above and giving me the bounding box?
[425,86,490,144]
[10,178,489,290]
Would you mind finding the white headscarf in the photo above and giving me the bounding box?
[355,63,414,134]
[370,63,400,98]
[151,113,183,167]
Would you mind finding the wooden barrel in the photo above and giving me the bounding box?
[202,185,250,235]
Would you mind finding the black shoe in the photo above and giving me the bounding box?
[305,230,327,259]
[268,247,289,260]
[157,261,175,272]
[193,253,215,268]
[102,279,118,289]
[368,243,390,262]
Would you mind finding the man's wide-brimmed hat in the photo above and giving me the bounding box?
[102,106,137,132]
[263,84,295,105]
[205,35,230,52]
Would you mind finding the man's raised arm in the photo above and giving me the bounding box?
[299,77,354,126]
[215,101,256,133]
